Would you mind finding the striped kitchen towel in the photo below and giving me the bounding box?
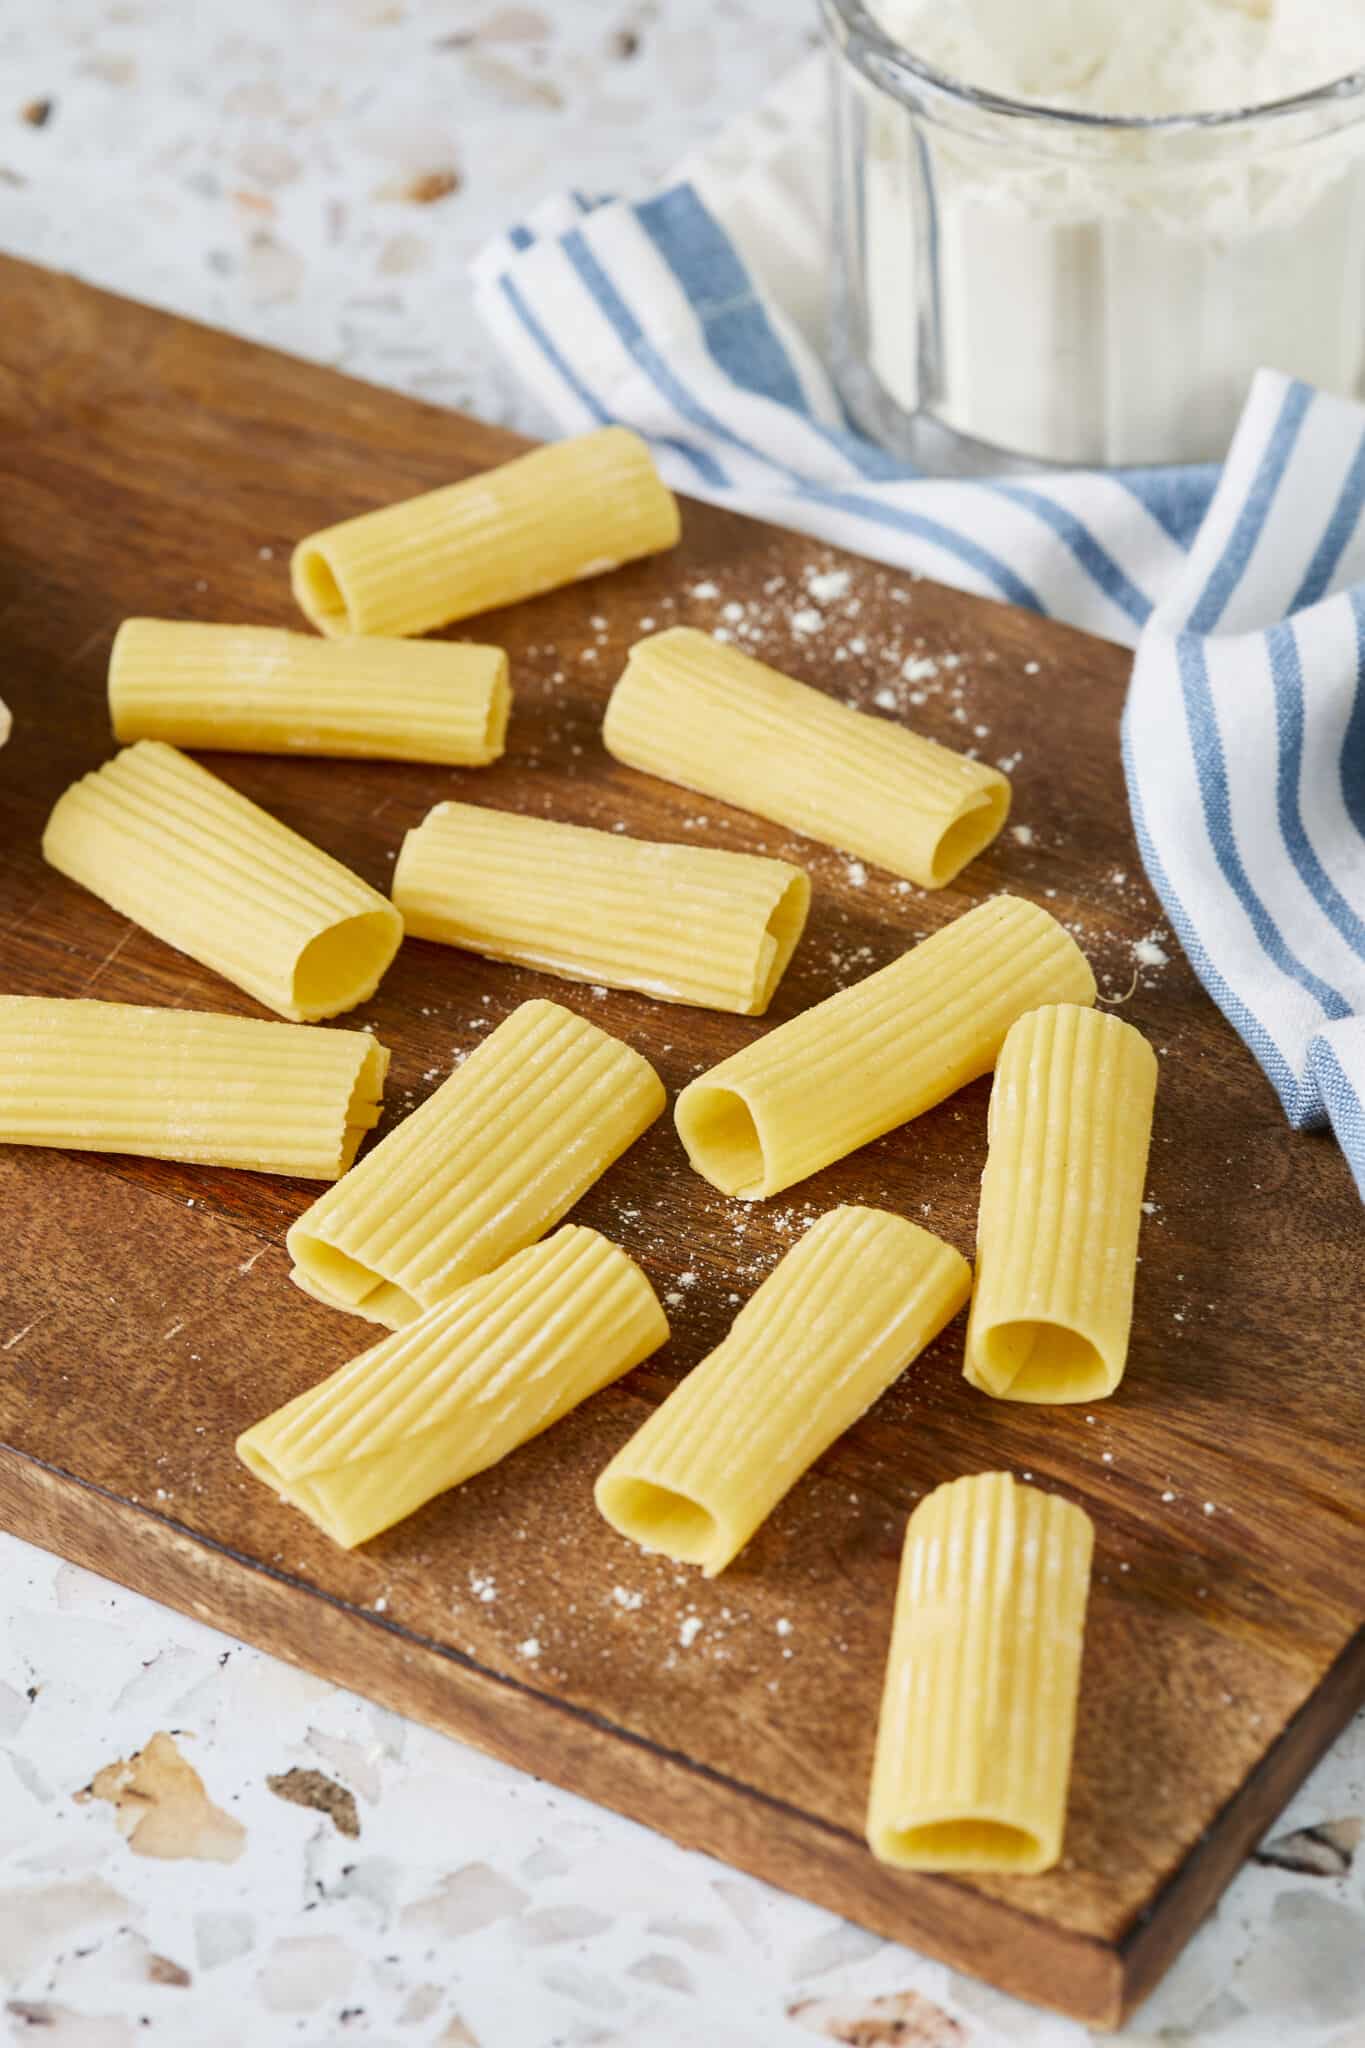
[473,95,1365,1194]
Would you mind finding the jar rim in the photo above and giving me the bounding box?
[822,0,1365,136]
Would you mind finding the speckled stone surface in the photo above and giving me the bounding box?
[0,5,1362,2044]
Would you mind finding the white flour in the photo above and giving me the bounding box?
[855,0,1365,463]
[872,0,1365,117]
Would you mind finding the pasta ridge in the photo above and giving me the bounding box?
[287,998,665,1324]
[393,801,809,1015]
[868,1472,1093,1873]
[964,1003,1157,1403]
[237,1226,669,1548]
[43,742,402,1020]
[595,1207,971,1575]
[0,996,389,1178]
[603,628,1010,887]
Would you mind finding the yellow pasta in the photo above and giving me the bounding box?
[288,998,664,1328]
[237,1226,669,1548]
[0,996,388,1179]
[392,802,809,1015]
[675,895,1095,1200]
[867,1472,1093,1875]
[109,619,510,765]
[964,1003,1158,1405]
[595,1207,970,1576]
[42,741,403,1022]
[603,628,1010,888]
[291,427,680,640]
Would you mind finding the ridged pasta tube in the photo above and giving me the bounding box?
[42,741,403,1022]
[288,998,664,1328]
[392,802,810,1015]
[0,996,388,1179]
[675,895,1096,1199]
[237,1226,670,1548]
[603,628,1010,888]
[964,1003,1158,1404]
[291,427,680,639]
[867,1472,1094,1875]
[595,1207,971,1576]
[109,619,510,765]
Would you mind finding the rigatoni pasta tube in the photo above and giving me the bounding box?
[595,1207,971,1576]
[676,895,1095,1200]
[0,997,388,1180]
[42,742,403,1022]
[867,1472,1093,1875]
[392,802,809,1015]
[964,1003,1157,1405]
[237,1226,669,1549]
[603,628,1009,888]
[109,619,510,766]
[291,427,680,640]
[288,998,664,1328]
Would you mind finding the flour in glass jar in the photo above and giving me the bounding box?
[853,0,1365,463]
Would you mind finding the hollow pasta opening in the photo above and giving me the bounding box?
[675,1083,766,1198]
[235,1433,285,1492]
[483,659,513,758]
[293,542,353,637]
[289,1236,387,1309]
[929,781,1011,887]
[291,910,402,1021]
[877,1818,1045,1872]
[751,870,811,1013]
[980,1319,1110,1404]
[596,1475,719,1565]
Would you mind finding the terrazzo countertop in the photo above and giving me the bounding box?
[1,5,1363,2045]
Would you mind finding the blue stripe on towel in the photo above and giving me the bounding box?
[637,188,813,417]
[1291,426,1365,612]
[1189,380,1311,633]
[1267,620,1365,958]
[994,483,1152,630]
[499,272,729,489]
[1121,709,1302,1113]
[1177,632,1351,1022]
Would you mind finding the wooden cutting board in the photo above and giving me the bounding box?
[1,254,1361,2032]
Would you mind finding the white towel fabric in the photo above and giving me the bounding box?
[473,58,1365,1196]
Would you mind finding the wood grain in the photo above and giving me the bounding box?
[0,255,1361,2030]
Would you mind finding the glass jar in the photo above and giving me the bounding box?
[822,0,1365,471]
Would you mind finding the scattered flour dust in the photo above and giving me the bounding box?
[1134,933,1171,968]
[673,554,1050,805]
[678,1616,703,1649]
